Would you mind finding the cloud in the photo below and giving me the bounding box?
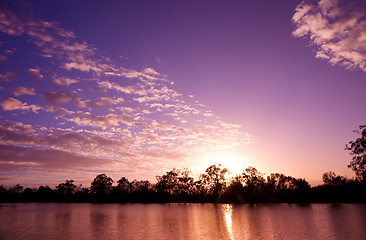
[0,144,117,171]
[292,0,366,71]
[0,71,17,82]
[1,120,35,134]
[0,54,6,62]
[43,91,123,109]
[86,97,124,108]
[51,74,79,86]
[67,112,136,129]
[0,98,42,113]
[43,91,79,105]
[0,8,104,75]
[98,80,146,95]
[0,5,251,184]
[0,121,132,161]
[9,87,36,96]
[0,9,26,36]
[27,67,44,81]
[47,106,74,116]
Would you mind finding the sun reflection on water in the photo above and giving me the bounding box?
[223,204,234,240]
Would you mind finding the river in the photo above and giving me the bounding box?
[0,203,365,239]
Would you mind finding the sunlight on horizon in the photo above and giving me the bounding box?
[195,151,249,177]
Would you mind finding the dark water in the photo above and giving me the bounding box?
[0,203,366,240]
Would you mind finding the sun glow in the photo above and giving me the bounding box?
[198,151,248,177]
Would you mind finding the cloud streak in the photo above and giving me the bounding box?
[292,0,366,71]
[0,5,250,184]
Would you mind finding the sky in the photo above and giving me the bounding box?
[0,0,365,187]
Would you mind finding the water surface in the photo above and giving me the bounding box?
[0,203,365,240]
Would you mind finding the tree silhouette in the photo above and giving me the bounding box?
[201,164,228,202]
[91,174,113,195]
[156,169,179,195]
[242,167,265,191]
[9,183,23,194]
[346,125,366,181]
[36,186,55,202]
[117,177,130,193]
[177,168,195,196]
[56,179,77,195]
[322,171,348,186]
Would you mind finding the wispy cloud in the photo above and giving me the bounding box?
[0,72,17,82]
[0,144,117,171]
[0,54,6,62]
[0,5,250,183]
[43,91,124,109]
[292,0,366,71]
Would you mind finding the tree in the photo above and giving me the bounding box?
[289,178,310,191]
[36,186,55,201]
[242,167,265,191]
[130,180,151,193]
[91,174,113,195]
[201,164,228,201]
[322,171,347,185]
[266,173,292,192]
[177,168,195,196]
[0,185,6,194]
[23,188,35,201]
[9,183,23,194]
[117,177,130,193]
[56,179,77,195]
[346,125,366,181]
[155,169,179,195]
[223,175,245,203]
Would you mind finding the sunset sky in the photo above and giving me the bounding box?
[0,0,365,187]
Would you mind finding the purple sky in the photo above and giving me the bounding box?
[0,0,365,187]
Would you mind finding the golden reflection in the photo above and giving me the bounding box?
[223,204,234,240]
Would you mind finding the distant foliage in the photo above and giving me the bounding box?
[1,162,366,203]
[322,171,348,186]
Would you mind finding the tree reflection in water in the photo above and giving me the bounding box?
[223,204,234,240]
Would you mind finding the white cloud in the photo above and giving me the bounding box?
[292,0,366,71]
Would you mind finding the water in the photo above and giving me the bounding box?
[0,203,366,240]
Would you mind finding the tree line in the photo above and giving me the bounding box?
[1,125,366,203]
